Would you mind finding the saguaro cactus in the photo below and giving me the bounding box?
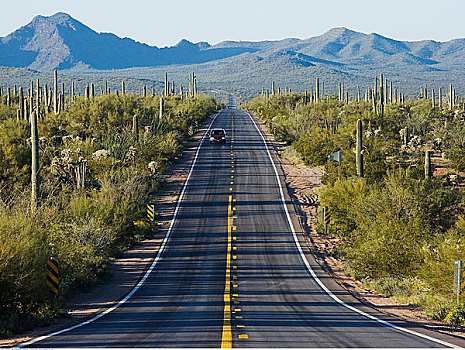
[24,98,28,122]
[31,110,39,212]
[315,78,320,102]
[43,84,48,113]
[425,150,432,180]
[272,81,275,96]
[91,83,95,99]
[449,84,453,110]
[193,74,197,97]
[164,72,169,96]
[133,114,139,142]
[159,96,164,120]
[19,87,24,119]
[122,80,125,96]
[439,87,442,109]
[36,78,40,119]
[54,70,58,114]
[356,119,363,177]
[389,81,393,103]
[379,73,384,127]
[372,89,377,115]
[403,126,409,145]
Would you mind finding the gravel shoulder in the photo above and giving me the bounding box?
[0,114,217,348]
[249,111,465,341]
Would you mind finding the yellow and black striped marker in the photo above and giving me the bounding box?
[46,257,59,296]
[324,207,331,224]
[188,126,194,136]
[322,206,331,234]
[147,204,155,222]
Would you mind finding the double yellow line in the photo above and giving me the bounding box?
[221,195,233,348]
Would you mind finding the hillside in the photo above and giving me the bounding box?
[0,12,254,70]
[2,13,465,99]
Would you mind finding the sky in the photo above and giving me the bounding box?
[1,0,465,47]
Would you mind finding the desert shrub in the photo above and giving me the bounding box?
[0,207,50,316]
[0,92,219,337]
[250,92,465,323]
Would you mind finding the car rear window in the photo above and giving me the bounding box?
[211,130,225,135]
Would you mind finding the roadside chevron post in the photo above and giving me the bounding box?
[322,206,331,235]
[46,257,59,305]
[147,204,155,222]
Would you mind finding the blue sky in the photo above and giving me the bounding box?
[1,0,465,47]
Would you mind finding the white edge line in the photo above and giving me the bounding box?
[17,111,223,348]
[246,111,460,349]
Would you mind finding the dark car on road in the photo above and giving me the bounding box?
[209,128,226,143]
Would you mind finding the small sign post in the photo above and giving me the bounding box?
[322,206,331,235]
[147,204,155,222]
[46,257,59,306]
[328,150,342,179]
[455,260,464,304]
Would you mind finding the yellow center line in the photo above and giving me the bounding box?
[221,195,233,348]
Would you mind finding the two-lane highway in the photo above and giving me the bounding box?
[22,107,461,347]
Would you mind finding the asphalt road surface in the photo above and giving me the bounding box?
[23,107,464,348]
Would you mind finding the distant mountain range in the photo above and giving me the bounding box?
[1,12,465,100]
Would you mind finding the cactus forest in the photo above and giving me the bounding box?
[0,71,219,336]
[248,75,465,325]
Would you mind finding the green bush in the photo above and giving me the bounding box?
[249,91,465,323]
[0,92,219,337]
[445,304,465,325]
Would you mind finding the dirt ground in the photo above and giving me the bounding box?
[250,112,465,340]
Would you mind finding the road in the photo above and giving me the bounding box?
[23,106,462,348]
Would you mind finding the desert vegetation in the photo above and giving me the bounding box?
[248,76,465,324]
[0,72,219,337]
